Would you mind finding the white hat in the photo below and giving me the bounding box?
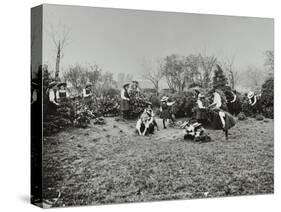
[198,93,205,98]
[48,81,57,88]
[161,96,169,102]
[247,91,254,99]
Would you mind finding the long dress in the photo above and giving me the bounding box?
[210,92,236,130]
[196,99,208,121]
[120,89,130,112]
[227,92,242,116]
[48,88,58,115]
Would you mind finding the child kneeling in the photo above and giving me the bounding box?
[136,112,156,136]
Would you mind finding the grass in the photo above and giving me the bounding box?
[42,117,274,207]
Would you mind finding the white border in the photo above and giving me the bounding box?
[0,0,279,211]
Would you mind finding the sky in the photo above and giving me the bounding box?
[42,4,274,82]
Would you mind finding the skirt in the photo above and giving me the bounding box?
[160,109,171,119]
[224,112,236,130]
[210,110,236,130]
[227,101,242,116]
[196,108,208,120]
[120,99,130,111]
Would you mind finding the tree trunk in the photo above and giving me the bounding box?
[55,41,61,81]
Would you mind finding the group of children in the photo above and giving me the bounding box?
[135,88,239,140]
[42,79,261,140]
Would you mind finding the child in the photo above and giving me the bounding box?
[56,82,69,102]
[159,96,175,129]
[136,112,154,136]
[196,93,208,124]
[143,102,159,131]
[247,91,262,114]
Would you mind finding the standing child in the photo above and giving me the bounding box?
[159,96,175,129]
[56,82,69,103]
[196,93,208,124]
[120,83,131,119]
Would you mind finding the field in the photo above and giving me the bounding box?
[42,117,274,207]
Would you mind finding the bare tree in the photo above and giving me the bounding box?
[246,65,265,90]
[48,24,70,81]
[264,50,274,75]
[222,55,238,89]
[117,73,133,89]
[63,65,88,93]
[199,54,217,88]
[141,58,164,95]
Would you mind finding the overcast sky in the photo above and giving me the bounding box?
[42,4,274,80]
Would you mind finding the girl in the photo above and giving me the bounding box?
[47,81,59,115]
[209,89,236,139]
[56,82,69,102]
[136,112,155,136]
[160,96,175,129]
[120,83,131,119]
[143,102,159,131]
[83,83,93,98]
[196,93,208,124]
[247,91,262,114]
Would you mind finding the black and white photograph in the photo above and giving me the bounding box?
[31,4,274,208]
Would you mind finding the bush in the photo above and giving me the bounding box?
[43,98,95,135]
[148,94,161,108]
[237,112,247,121]
[260,77,274,119]
[256,114,264,121]
[241,95,255,117]
[170,91,197,118]
[96,88,121,117]
[128,90,149,119]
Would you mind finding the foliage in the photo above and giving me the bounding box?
[170,91,198,118]
[141,58,164,94]
[128,89,149,119]
[255,114,264,121]
[43,98,95,135]
[237,112,247,121]
[241,95,254,117]
[148,93,161,108]
[71,99,95,127]
[260,77,274,118]
[212,64,229,90]
[199,54,217,88]
[264,50,274,74]
[162,54,190,92]
[63,64,118,95]
[97,96,120,117]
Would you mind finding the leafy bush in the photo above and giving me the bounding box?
[43,98,95,135]
[97,96,120,117]
[260,77,274,118]
[237,112,247,121]
[95,88,121,117]
[241,95,255,117]
[256,114,264,121]
[170,91,197,118]
[128,90,149,119]
[148,94,161,108]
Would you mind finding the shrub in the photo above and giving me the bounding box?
[170,91,197,118]
[128,90,149,119]
[241,95,255,117]
[256,114,264,121]
[260,77,274,118]
[148,94,161,108]
[237,112,247,121]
